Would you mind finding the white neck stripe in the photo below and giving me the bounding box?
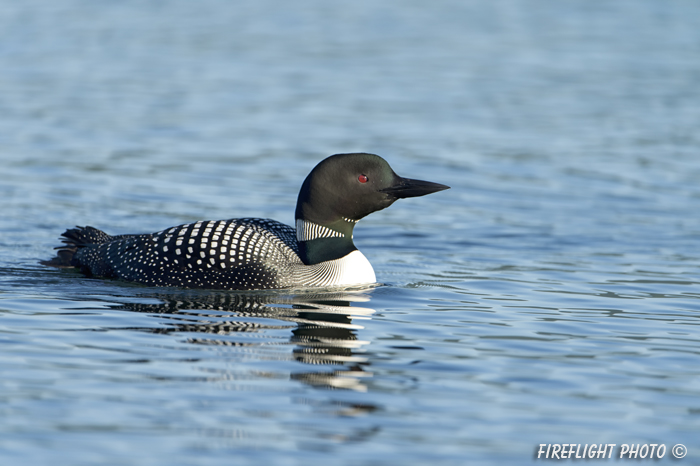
[296,219,345,242]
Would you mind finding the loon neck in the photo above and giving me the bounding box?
[295,218,358,265]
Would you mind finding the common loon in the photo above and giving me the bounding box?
[42,153,449,290]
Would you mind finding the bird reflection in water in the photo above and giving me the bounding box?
[106,289,378,396]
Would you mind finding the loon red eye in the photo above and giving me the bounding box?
[358,174,369,183]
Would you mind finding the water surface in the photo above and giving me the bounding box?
[2,1,700,464]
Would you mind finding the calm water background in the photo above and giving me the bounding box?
[2,1,700,464]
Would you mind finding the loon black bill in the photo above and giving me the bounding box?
[379,177,450,199]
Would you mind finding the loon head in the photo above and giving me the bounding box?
[295,153,449,264]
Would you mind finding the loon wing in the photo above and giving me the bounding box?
[57,219,303,290]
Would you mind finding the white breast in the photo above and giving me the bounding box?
[332,250,377,286]
[292,250,376,288]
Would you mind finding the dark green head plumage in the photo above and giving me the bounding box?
[295,152,449,225]
[294,153,450,265]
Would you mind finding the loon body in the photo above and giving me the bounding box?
[43,153,449,290]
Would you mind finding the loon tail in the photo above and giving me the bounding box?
[40,226,113,268]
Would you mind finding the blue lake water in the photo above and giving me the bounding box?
[2,1,700,464]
